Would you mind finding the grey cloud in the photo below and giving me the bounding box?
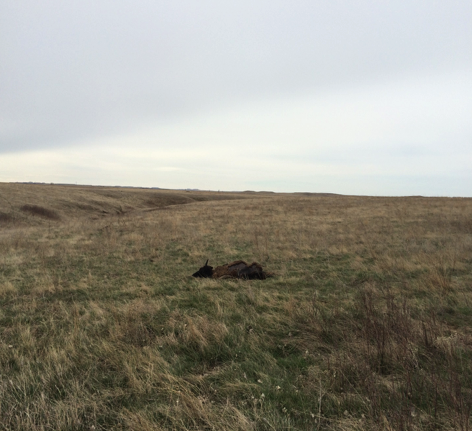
[1,0,471,153]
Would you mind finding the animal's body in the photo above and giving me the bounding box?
[192,260,269,280]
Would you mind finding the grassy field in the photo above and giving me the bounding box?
[1,183,472,430]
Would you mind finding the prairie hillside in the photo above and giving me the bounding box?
[1,183,472,430]
[0,183,263,223]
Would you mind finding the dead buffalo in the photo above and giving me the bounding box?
[192,260,269,280]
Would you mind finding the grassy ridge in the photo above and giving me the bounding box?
[0,183,256,224]
[1,184,472,430]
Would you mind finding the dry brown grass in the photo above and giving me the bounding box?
[1,183,472,429]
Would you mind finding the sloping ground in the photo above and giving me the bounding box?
[0,183,254,226]
[1,193,472,430]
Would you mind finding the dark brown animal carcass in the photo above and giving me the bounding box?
[192,260,268,280]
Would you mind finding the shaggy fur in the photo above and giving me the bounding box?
[213,260,266,279]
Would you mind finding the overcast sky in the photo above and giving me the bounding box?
[1,1,471,195]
